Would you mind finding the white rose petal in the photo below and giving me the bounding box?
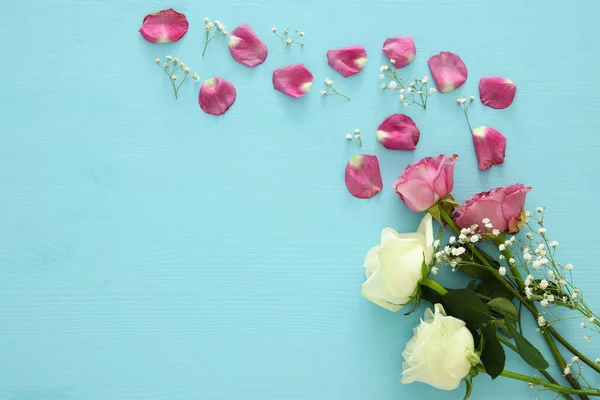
[402,304,475,390]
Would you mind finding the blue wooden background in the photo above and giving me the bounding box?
[1,0,600,398]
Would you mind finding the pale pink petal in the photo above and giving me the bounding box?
[479,77,517,109]
[139,8,189,43]
[228,24,268,68]
[199,77,237,116]
[327,46,368,77]
[272,64,314,98]
[393,179,436,213]
[427,52,468,93]
[376,114,420,150]
[345,155,383,199]
[472,126,507,170]
[382,37,416,68]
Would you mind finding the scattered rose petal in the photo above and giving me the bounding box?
[376,114,420,150]
[199,77,237,116]
[427,52,468,93]
[382,37,416,68]
[272,64,314,98]
[479,77,517,109]
[345,155,383,199]
[472,126,507,170]
[327,46,368,77]
[139,8,189,43]
[228,24,268,68]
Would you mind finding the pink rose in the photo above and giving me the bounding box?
[393,154,458,212]
[453,184,531,233]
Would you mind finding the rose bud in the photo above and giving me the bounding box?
[393,154,458,212]
[453,183,532,233]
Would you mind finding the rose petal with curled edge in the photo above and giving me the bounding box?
[139,8,189,43]
[199,77,237,116]
[272,64,314,98]
[376,114,420,151]
[345,155,383,199]
[472,126,507,170]
[327,46,368,77]
[382,37,416,68]
[427,52,468,93]
[479,77,517,109]
[228,24,268,68]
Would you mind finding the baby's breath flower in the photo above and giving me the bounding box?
[390,59,396,65]
[345,134,352,140]
[469,95,475,101]
[539,280,549,290]
[155,57,197,99]
[429,87,436,94]
[422,76,429,83]
[589,317,595,323]
[399,88,405,93]
[409,81,415,87]
[322,80,350,100]
[509,258,515,264]
[184,67,191,73]
[171,75,177,80]
[166,55,172,60]
[172,57,179,63]
[498,266,507,276]
[526,232,533,239]
[400,95,405,101]
[388,81,398,89]
[381,83,387,90]
[433,239,441,248]
[540,299,548,308]
[403,103,409,108]
[537,316,546,327]
[449,236,456,244]
[572,356,580,363]
[537,207,544,213]
[299,32,305,36]
[379,74,385,79]
[320,90,327,96]
[585,336,591,342]
[550,241,559,248]
[204,17,210,23]
[192,72,200,82]
[492,229,500,236]
[564,365,571,375]
[525,287,533,299]
[538,228,547,234]
[566,264,574,271]
[155,58,160,64]
[431,267,439,275]
[596,358,600,365]
[499,255,505,260]
[470,234,480,243]
[499,244,506,251]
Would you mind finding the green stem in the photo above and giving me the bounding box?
[438,209,595,397]
[476,365,600,396]
[421,277,448,295]
[331,87,351,100]
[497,335,573,400]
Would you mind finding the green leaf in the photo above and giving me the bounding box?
[467,280,477,291]
[463,377,473,400]
[421,254,430,278]
[442,289,493,326]
[458,262,495,280]
[480,324,506,379]
[494,320,512,338]
[487,298,518,320]
[474,279,514,300]
[505,319,549,370]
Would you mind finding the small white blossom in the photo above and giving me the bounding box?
[172,58,179,63]
[184,67,191,73]
[354,129,360,135]
[166,55,172,60]
[539,280,549,290]
[572,356,579,363]
[525,287,533,299]
[171,75,177,80]
[532,260,541,269]
[457,98,466,104]
[422,76,429,83]
[271,27,276,32]
[537,316,546,327]
[550,241,559,248]
[546,294,555,303]
[320,90,327,96]
[192,73,200,82]
[596,358,600,365]
[470,235,480,243]
[458,234,467,243]
[444,246,451,255]
[299,32,305,36]
[433,239,441,248]
[540,299,548,308]
[469,95,475,102]
[538,228,547,234]
[407,87,413,93]
[155,58,161,64]
[431,267,439,275]
[379,74,385,79]
[492,229,500,236]
[390,59,396,65]
[509,258,515,264]
[526,232,533,239]
[524,275,533,286]
[388,81,398,89]
[482,218,491,224]
[409,81,415,87]
[380,83,387,89]
[498,266,507,276]
[564,365,571,375]
[499,255,505,260]
[536,207,544,213]
[499,244,506,251]
[403,103,409,108]
[451,247,466,257]
[429,87,436,94]
[345,134,352,140]
[585,336,591,342]
[449,237,456,244]
[589,317,595,323]
[566,264,574,271]
[204,17,210,23]
[286,38,292,44]
[400,95,405,101]
[399,88,405,93]
[380,65,390,72]
[524,253,532,261]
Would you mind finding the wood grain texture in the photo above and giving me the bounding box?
[1,0,600,398]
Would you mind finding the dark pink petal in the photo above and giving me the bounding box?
[327,46,368,77]
[199,77,237,116]
[382,37,416,68]
[376,114,420,150]
[139,8,189,43]
[345,155,383,199]
[472,126,507,170]
[479,77,517,109]
[427,52,468,93]
[272,64,314,98]
[228,24,268,68]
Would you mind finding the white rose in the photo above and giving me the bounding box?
[361,214,433,312]
[402,304,476,390]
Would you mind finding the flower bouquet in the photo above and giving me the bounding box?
[361,154,600,399]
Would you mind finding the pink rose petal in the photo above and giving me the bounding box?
[272,64,314,98]
[472,126,507,170]
[479,77,517,109]
[427,52,468,93]
[199,77,237,116]
[345,155,383,199]
[376,114,420,150]
[139,8,189,43]
[228,24,268,68]
[327,46,368,77]
[382,37,416,68]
